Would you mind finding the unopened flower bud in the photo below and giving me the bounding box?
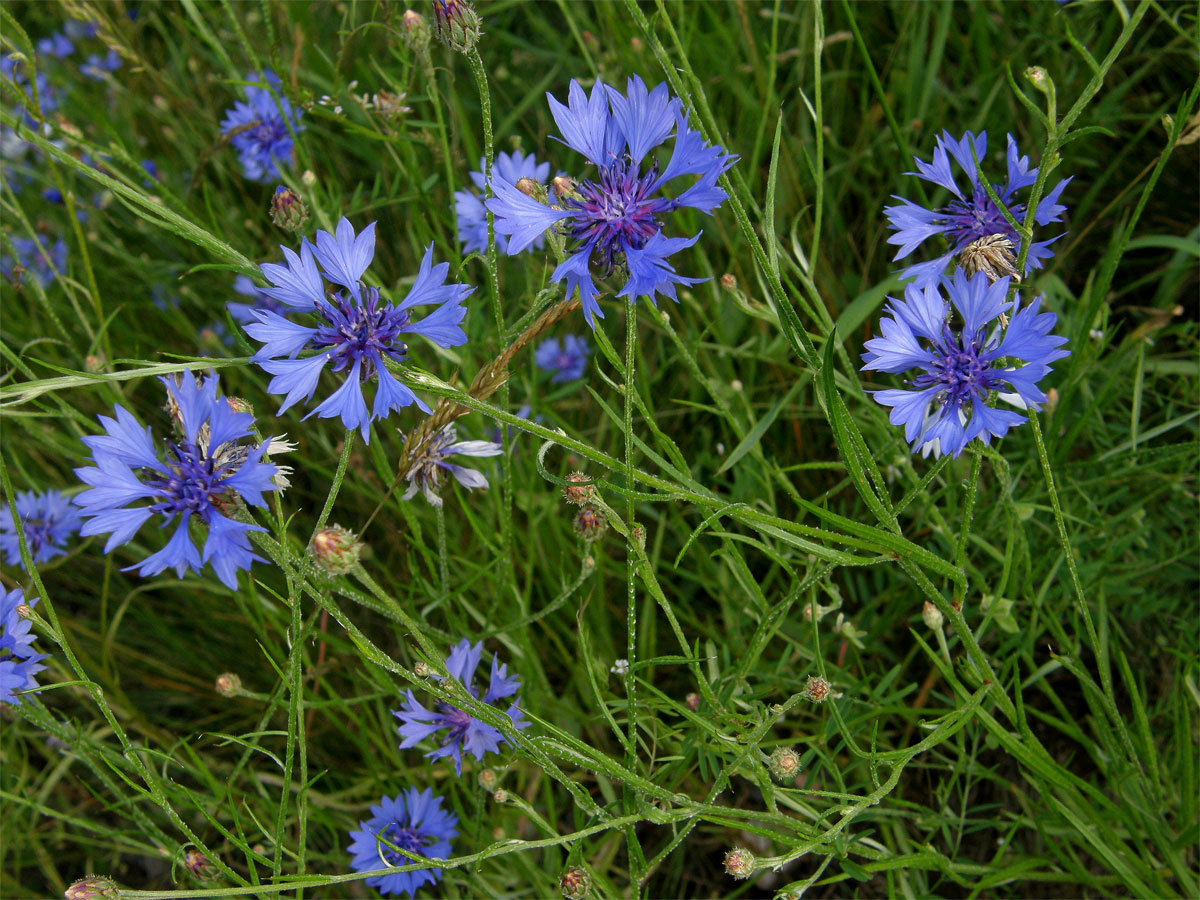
[414,660,433,677]
[1024,65,1052,93]
[562,471,595,505]
[432,0,481,53]
[84,354,105,373]
[685,692,700,711]
[309,525,363,576]
[1161,114,1175,134]
[270,185,309,232]
[922,601,943,630]
[551,175,577,200]
[515,176,538,197]
[224,396,254,415]
[768,746,802,782]
[402,9,432,52]
[64,876,121,900]
[559,865,590,900]
[15,603,32,619]
[300,169,316,187]
[183,850,216,880]
[719,273,737,291]
[1045,387,1059,414]
[630,523,646,549]
[573,506,607,542]
[214,672,242,698]
[723,848,755,880]
[804,675,831,703]
[478,768,498,791]
[493,789,508,803]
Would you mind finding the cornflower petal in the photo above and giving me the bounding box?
[485,178,572,256]
[313,218,376,300]
[308,360,371,440]
[606,74,677,165]
[259,242,324,310]
[547,78,614,164]
[260,354,331,414]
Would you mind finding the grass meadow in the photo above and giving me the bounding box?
[1,1,1198,898]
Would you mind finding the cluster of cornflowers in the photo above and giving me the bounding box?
[861,129,1072,457]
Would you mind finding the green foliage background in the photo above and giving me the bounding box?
[1,1,1197,897]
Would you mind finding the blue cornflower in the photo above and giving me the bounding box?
[454,149,552,255]
[219,71,303,182]
[534,335,590,383]
[884,130,1069,288]
[228,274,285,325]
[861,270,1070,458]
[0,490,82,568]
[1,587,48,705]
[37,33,75,58]
[394,639,529,775]
[80,49,121,80]
[486,75,737,326]
[64,20,98,40]
[244,218,472,442]
[73,372,281,589]
[347,788,458,898]
[401,426,500,507]
[1,237,68,288]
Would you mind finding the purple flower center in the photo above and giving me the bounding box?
[911,329,1003,411]
[941,185,1025,250]
[252,117,288,147]
[20,517,56,557]
[567,158,674,275]
[436,702,475,747]
[313,286,410,380]
[149,443,234,520]
[379,821,434,866]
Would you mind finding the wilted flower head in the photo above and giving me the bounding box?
[219,71,303,182]
[402,425,500,507]
[884,130,1069,288]
[394,638,530,775]
[455,150,552,254]
[0,489,82,568]
[73,372,280,589]
[534,335,590,383]
[244,218,472,442]
[347,788,458,898]
[861,270,1070,458]
[1,587,48,705]
[486,75,737,326]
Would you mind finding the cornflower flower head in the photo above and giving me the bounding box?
[486,75,737,326]
[73,372,280,589]
[1,236,68,289]
[227,274,284,325]
[219,71,303,182]
[861,270,1070,458]
[1,587,48,705]
[37,33,75,59]
[394,638,529,775]
[454,149,552,254]
[402,425,501,507]
[0,490,82,568]
[347,788,458,898]
[534,334,590,383]
[884,130,1069,288]
[244,218,472,442]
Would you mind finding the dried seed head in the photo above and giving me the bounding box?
[214,672,242,698]
[804,675,831,703]
[559,865,590,900]
[768,746,802,781]
[562,471,595,505]
[959,234,1021,284]
[573,506,608,543]
[309,525,363,576]
[922,601,944,630]
[723,847,756,880]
